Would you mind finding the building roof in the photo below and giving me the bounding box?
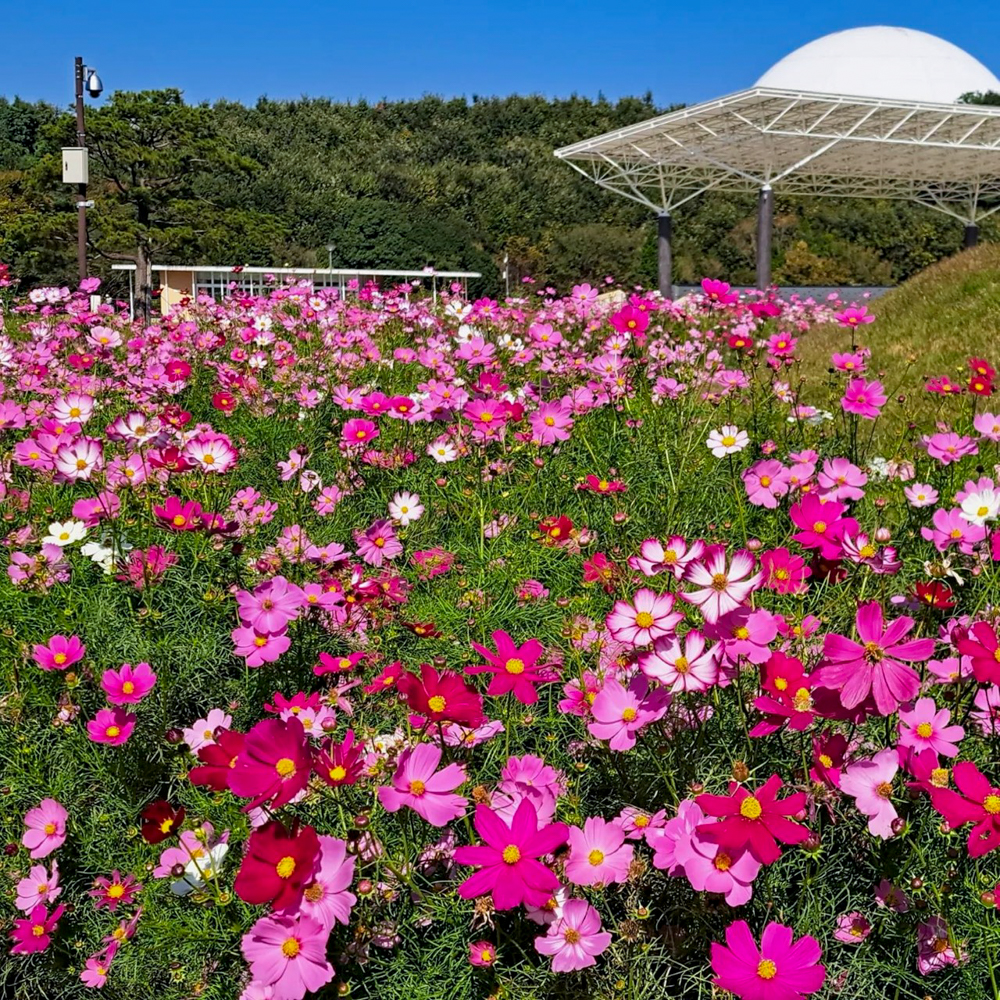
[555,28,1000,225]
[755,26,1000,104]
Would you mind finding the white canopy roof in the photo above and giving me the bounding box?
[555,28,1000,224]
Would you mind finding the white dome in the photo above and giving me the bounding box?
[755,26,1000,104]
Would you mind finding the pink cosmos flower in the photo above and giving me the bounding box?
[530,401,574,445]
[839,748,900,839]
[22,799,68,858]
[468,940,497,967]
[15,860,61,913]
[534,899,612,972]
[929,761,1000,857]
[640,630,718,693]
[898,698,965,758]
[759,548,810,594]
[742,460,790,508]
[232,625,291,666]
[342,417,379,446]
[353,519,402,567]
[80,950,115,987]
[54,435,103,479]
[182,708,233,751]
[605,588,683,646]
[916,916,964,974]
[974,411,1000,441]
[904,482,939,508]
[89,870,141,911]
[841,378,886,419]
[628,536,705,579]
[101,662,157,704]
[920,507,986,554]
[237,576,305,634]
[288,835,357,930]
[466,629,550,703]
[711,920,825,1000]
[682,546,762,624]
[454,800,568,910]
[789,494,858,559]
[32,634,85,671]
[923,431,978,465]
[835,305,874,327]
[588,674,670,751]
[10,903,65,954]
[377,743,468,826]
[834,912,872,944]
[229,717,311,812]
[87,708,136,746]
[818,457,867,501]
[813,602,935,716]
[617,806,667,842]
[241,912,335,1000]
[564,817,633,886]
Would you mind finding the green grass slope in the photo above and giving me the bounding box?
[796,242,1000,445]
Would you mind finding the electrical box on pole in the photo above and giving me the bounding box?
[62,147,89,185]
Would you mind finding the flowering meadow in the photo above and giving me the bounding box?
[2,265,1000,1000]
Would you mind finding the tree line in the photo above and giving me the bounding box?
[1,88,998,307]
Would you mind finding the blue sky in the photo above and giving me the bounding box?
[3,0,999,109]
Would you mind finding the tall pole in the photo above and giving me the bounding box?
[756,184,773,291]
[964,222,980,249]
[657,212,673,298]
[74,56,88,283]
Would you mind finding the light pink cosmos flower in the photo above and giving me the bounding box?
[923,431,978,466]
[628,536,705,579]
[974,411,1000,442]
[101,662,157,704]
[588,674,670,751]
[639,630,718,693]
[814,601,934,716]
[742,460,790,508]
[920,508,986,554]
[15,860,61,913]
[377,743,468,827]
[241,912,335,1000]
[54,436,103,480]
[232,626,291,667]
[605,588,683,647]
[287,835,356,931]
[564,817,633,886]
[839,748,900,839]
[534,899,612,972]
[682,546,762,624]
[22,799,68,858]
[834,912,872,944]
[354,519,403,567]
[898,698,965,758]
[916,916,964,975]
[818,457,867,502]
[904,483,939,508]
[182,708,233,751]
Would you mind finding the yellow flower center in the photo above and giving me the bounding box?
[714,851,732,871]
[916,722,934,739]
[281,937,300,958]
[304,882,324,902]
[502,845,521,864]
[409,780,426,796]
[859,544,876,558]
[53,654,67,665]
[106,726,121,738]
[774,677,788,691]
[159,818,174,834]
[32,925,46,937]
[505,658,525,675]
[544,417,555,426]
[172,515,187,527]
[44,822,57,835]
[621,707,637,722]
[819,754,833,768]
[480,948,494,962]
[711,572,728,592]
[674,656,689,674]
[721,435,736,448]
[564,928,582,944]
[984,795,1000,815]
[634,814,649,827]
[793,688,813,712]
[760,476,771,487]
[329,765,347,782]
[587,849,605,866]
[757,959,777,980]
[122,681,135,695]
[739,796,762,820]
[733,626,750,640]
[428,695,446,713]
[634,611,654,629]
[275,856,296,879]
[931,768,949,788]
[275,757,296,777]
[877,781,893,799]
[254,637,268,647]
[812,520,827,533]
[107,884,125,898]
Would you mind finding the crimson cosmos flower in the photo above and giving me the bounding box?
[696,775,809,865]
[929,761,1000,857]
[188,730,245,791]
[140,800,185,844]
[228,717,311,811]
[397,663,484,728]
[233,820,320,910]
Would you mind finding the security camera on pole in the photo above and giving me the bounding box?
[62,57,103,284]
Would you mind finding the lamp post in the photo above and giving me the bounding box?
[71,57,103,283]
[326,243,335,273]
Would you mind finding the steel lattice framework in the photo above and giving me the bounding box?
[555,88,1000,224]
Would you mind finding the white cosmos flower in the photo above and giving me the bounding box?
[428,439,457,463]
[389,491,424,526]
[42,519,88,547]
[960,488,1000,526]
[171,843,230,896]
[706,425,749,458]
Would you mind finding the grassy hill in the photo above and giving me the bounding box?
[795,242,1000,447]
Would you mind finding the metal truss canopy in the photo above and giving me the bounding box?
[554,88,1000,224]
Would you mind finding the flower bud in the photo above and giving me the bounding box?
[731,761,750,782]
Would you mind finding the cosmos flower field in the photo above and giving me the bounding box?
[2,265,1000,1000]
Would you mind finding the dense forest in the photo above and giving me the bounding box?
[1,88,998,299]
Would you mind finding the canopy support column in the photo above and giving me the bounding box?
[657,212,673,299]
[756,184,774,291]
[964,223,980,248]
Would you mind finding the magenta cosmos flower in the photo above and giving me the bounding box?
[32,634,85,671]
[455,800,568,910]
[564,817,633,887]
[241,912,335,1000]
[353,519,402,567]
[341,417,378,446]
[697,775,809,866]
[605,587,683,647]
[10,903,65,954]
[466,629,550,703]
[534,899,612,972]
[89,870,141,911]
[711,920,825,1000]
[813,601,934,716]
[229,717,311,811]
[237,575,305,634]
[87,708,136,746]
[682,546,762,625]
[377,743,468,827]
[22,798,68,858]
[232,625,291,667]
[930,761,1000,857]
[838,748,900,839]
[101,662,157,704]
[898,697,965,758]
[840,378,886,419]
[588,674,670,751]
